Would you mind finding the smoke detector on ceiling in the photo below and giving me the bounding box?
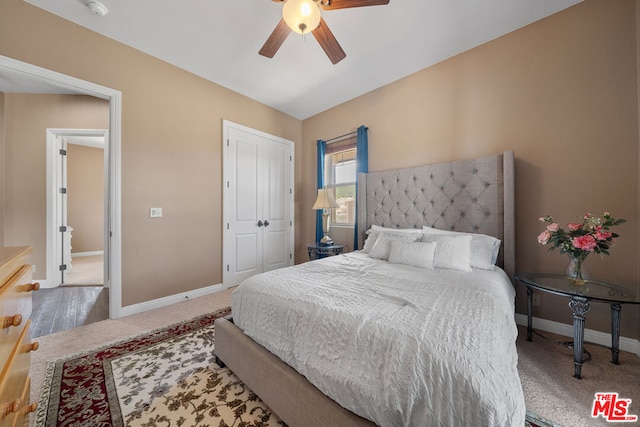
[87,1,108,17]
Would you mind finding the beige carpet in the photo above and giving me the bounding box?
[62,254,103,286]
[31,288,639,426]
[517,328,640,426]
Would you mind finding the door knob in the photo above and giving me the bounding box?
[264,220,270,227]
[257,220,264,227]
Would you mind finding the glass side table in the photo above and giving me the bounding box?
[307,243,346,260]
[514,273,639,379]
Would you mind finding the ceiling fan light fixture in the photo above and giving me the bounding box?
[282,0,321,35]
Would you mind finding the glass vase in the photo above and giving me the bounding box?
[565,253,587,285]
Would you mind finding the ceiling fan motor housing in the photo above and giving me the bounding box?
[263,0,390,64]
[283,0,322,34]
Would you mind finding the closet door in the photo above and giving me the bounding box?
[262,140,292,272]
[223,121,294,287]
[226,127,263,287]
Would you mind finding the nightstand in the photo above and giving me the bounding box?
[514,273,639,379]
[306,243,346,260]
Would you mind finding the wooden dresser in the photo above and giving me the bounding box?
[0,247,39,427]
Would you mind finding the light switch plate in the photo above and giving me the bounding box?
[150,207,162,218]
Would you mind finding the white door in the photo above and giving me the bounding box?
[223,121,294,287]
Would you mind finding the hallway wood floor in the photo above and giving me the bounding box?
[31,286,109,338]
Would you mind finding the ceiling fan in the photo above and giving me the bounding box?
[259,0,390,65]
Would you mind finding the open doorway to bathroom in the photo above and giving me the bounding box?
[53,132,107,288]
[65,136,106,286]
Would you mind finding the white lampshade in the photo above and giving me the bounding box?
[312,188,339,210]
[283,0,321,35]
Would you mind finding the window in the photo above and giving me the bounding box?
[325,147,356,226]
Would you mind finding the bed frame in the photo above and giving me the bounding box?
[214,151,515,426]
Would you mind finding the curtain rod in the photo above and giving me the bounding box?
[324,130,357,145]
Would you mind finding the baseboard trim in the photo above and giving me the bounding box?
[117,283,228,318]
[515,313,640,358]
[71,251,104,257]
[35,279,53,289]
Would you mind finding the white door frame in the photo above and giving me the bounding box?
[0,55,123,319]
[222,120,295,287]
[46,129,107,288]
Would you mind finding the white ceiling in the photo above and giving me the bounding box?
[14,0,582,119]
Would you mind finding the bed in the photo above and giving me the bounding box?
[214,151,523,426]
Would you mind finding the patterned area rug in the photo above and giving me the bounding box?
[34,307,285,427]
[35,306,552,427]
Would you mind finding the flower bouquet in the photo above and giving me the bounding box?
[537,212,625,284]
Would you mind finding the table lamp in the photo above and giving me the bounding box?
[312,188,339,245]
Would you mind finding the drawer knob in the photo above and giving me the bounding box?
[0,399,21,417]
[2,314,22,329]
[26,341,39,353]
[26,282,40,292]
[20,402,37,415]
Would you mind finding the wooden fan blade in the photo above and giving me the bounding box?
[259,18,292,58]
[321,0,389,10]
[312,17,346,64]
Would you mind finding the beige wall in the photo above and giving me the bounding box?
[302,0,640,339]
[1,0,638,340]
[3,94,109,275]
[67,144,104,253]
[0,0,302,306]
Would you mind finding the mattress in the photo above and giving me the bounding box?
[232,252,526,427]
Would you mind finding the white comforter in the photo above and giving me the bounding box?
[232,252,526,427]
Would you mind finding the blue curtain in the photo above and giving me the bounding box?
[354,125,369,250]
[316,139,326,243]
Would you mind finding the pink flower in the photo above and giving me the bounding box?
[546,223,559,232]
[537,230,551,245]
[567,223,582,232]
[595,230,612,241]
[572,235,597,251]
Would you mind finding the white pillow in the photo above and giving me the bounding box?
[431,235,473,272]
[362,231,379,253]
[421,226,501,269]
[368,233,421,261]
[388,241,436,270]
[363,227,423,254]
[371,224,422,234]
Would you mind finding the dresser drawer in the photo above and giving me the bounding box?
[0,247,33,427]
[7,377,34,427]
[0,322,32,427]
[0,249,30,293]
[0,265,33,370]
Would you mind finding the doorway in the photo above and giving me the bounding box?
[0,55,123,319]
[47,130,107,288]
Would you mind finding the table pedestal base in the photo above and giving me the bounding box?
[611,303,621,365]
[568,297,590,379]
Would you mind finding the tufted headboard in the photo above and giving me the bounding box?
[357,151,515,279]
